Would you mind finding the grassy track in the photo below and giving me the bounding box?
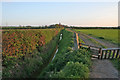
[75,29,119,45]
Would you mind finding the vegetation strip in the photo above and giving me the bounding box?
[51,33,63,62]
[38,29,92,78]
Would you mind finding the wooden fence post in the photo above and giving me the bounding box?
[101,50,104,60]
[112,50,116,59]
[108,50,111,59]
[98,48,101,59]
[76,33,79,49]
[116,49,119,58]
[104,50,108,59]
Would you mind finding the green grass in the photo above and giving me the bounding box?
[79,38,85,44]
[75,29,119,45]
[111,59,120,71]
[40,28,62,44]
[57,29,74,54]
[88,38,106,48]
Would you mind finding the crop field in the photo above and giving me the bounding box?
[2,28,61,57]
[2,28,62,78]
[75,29,119,45]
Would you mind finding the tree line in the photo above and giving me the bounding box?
[1,24,120,29]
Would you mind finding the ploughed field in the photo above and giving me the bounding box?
[75,29,119,45]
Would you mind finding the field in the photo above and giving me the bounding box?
[2,27,119,79]
[75,29,119,45]
[2,28,61,57]
[2,28,62,78]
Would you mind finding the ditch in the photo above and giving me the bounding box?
[32,33,62,78]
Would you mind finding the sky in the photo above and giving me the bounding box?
[1,1,119,27]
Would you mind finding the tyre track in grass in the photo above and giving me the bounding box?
[78,32,119,78]
[79,32,118,48]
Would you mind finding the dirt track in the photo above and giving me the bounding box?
[78,32,119,78]
[79,32,118,48]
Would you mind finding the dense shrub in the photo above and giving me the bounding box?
[52,61,89,78]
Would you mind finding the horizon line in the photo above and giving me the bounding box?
[1,24,119,27]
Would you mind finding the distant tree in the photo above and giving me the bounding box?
[45,25,48,28]
[25,26,32,29]
[19,25,22,27]
[118,26,120,28]
[26,26,31,28]
[55,24,60,28]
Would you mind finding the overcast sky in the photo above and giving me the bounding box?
[1,1,119,27]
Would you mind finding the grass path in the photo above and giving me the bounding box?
[78,32,118,78]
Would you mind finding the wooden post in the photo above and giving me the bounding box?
[101,50,104,60]
[116,49,119,58]
[98,54,101,59]
[98,48,101,59]
[112,50,116,59]
[108,50,111,59]
[76,33,79,49]
[104,50,108,59]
